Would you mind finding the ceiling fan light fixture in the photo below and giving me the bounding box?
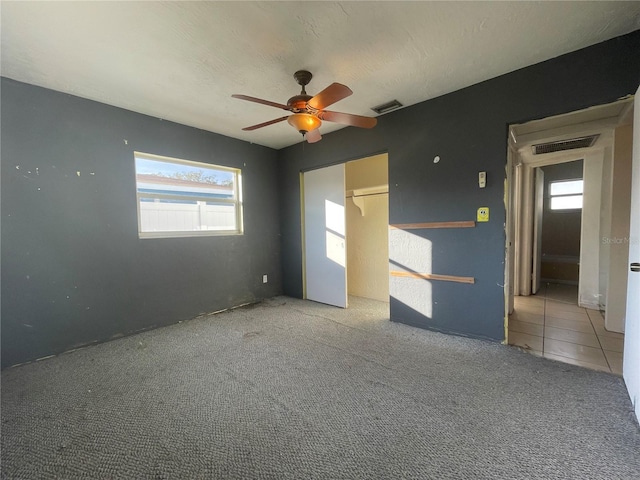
[287,113,321,133]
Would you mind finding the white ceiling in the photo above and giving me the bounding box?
[2,1,639,150]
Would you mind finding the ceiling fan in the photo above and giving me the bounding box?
[232,70,377,143]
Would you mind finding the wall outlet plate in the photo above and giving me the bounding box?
[262,274,268,283]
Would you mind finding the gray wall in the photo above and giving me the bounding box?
[2,31,639,367]
[1,79,282,368]
[279,30,640,341]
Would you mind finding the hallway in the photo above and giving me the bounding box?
[509,283,624,374]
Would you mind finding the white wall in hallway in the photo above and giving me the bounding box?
[578,149,605,310]
[605,125,633,333]
[599,146,614,308]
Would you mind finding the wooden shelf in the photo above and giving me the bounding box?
[390,271,475,284]
[389,221,475,230]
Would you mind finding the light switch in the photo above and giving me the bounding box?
[479,171,486,188]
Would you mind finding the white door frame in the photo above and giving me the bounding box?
[506,100,632,309]
[511,149,602,299]
[532,168,545,295]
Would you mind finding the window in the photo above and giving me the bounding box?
[549,179,583,211]
[134,152,242,238]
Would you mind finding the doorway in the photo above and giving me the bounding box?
[302,153,389,309]
[345,154,389,303]
[505,98,634,374]
[537,160,584,290]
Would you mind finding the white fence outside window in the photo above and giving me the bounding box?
[139,201,236,233]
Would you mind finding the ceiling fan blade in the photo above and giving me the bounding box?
[242,116,289,131]
[232,94,290,110]
[305,129,322,143]
[308,83,352,110]
[318,110,377,129]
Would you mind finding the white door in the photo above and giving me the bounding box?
[624,90,640,420]
[303,164,347,308]
[532,168,544,294]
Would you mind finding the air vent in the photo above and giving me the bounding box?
[371,99,403,114]
[532,134,599,155]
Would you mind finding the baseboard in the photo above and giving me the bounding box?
[578,300,601,310]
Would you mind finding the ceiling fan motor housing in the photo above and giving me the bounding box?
[287,94,312,113]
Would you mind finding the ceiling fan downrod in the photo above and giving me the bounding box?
[293,70,313,95]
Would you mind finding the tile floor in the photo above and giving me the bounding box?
[508,283,624,375]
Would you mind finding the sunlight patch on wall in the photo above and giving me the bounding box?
[389,228,433,318]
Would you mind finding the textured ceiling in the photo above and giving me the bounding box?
[2,1,639,150]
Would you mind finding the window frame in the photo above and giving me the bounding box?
[134,151,243,239]
[548,178,583,212]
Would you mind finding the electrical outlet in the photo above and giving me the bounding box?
[262,274,268,284]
